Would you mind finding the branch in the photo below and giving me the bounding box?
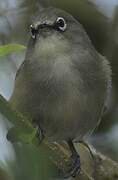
[43,141,118,179]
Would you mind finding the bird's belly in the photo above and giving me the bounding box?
[41,104,98,142]
[32,88,100,142]
[10,61,105,142]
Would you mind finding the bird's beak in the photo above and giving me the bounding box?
[30,22,54,39]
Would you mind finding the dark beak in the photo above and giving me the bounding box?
[30,23,53,39]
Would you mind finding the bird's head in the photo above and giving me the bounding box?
[26,7,90,61]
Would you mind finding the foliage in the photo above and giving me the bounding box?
[0,44,26,57]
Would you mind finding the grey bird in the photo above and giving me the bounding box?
[10,7,111,177]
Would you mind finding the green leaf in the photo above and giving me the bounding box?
[7,127,37,144]
[0,44,26,57]
[0,94,36,144]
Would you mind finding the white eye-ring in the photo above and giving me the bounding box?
[56,17,67,32]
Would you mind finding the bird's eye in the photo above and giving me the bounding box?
[30,25,38,39]
[55,17,67,32]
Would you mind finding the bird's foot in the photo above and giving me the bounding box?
[64,152,81,178]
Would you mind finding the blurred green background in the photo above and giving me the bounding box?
[0,0,118,179]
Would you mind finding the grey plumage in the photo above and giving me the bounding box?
[10,7,111,142]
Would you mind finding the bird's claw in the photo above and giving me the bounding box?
[64,153,81,178]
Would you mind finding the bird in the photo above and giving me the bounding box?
[10,7,111,177]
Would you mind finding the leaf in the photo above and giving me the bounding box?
[7,127,37,144]
[11,143,57,180]
[0,44,26,57]
[0,94,36,144]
